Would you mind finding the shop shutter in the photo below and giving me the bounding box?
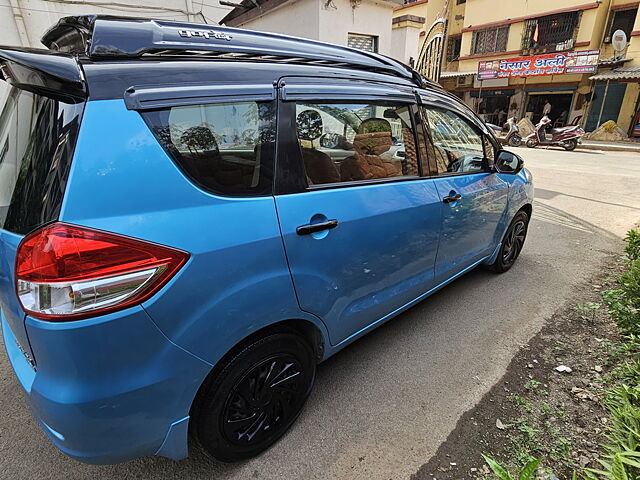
[585,82,628,132]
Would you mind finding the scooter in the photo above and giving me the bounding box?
[525,115,585,151]
[505,117,522,147]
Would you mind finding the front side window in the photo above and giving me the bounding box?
[423,106,489,175]
[293,102,419,186]
[143,101,275,196]
[472,26,509,55]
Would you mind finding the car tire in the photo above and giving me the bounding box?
[192,332,316,462]
[488,210,529,273]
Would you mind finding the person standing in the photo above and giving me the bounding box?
[542,99,552,117]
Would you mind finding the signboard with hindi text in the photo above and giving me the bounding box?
[477,50,600,79]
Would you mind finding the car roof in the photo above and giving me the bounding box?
[2,15,447,103]
[41,15,440,89]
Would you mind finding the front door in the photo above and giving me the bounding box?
[274,90,442,345]
[420,104,509,283]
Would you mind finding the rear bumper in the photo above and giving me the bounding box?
[2,306,211,464]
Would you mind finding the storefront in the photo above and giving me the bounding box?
[588,66,640,135]
[470,89,514,125]
[522,86,578,126]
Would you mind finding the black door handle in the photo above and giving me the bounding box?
[296,219,339,236]
[442,194,462,204]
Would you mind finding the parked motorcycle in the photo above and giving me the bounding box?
[525,115,585,151]
[505,117,522,147]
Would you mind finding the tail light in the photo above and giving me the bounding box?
[15,223,189,321]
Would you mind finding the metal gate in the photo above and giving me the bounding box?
[415,17,447,83]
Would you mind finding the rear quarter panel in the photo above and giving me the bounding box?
[59,99,329,366]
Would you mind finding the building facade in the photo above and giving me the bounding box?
[409,0,640,134]
[221,0,412,58]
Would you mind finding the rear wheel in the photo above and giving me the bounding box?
[563,139,577,151]
[508,134,522,147]
[193,332,316,462]
[488,210,529,273]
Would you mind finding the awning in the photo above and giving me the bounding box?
[439,71,476,79]
[590,66,640,81]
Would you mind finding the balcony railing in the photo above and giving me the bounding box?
[521,11,580,54]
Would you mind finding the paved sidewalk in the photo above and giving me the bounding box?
[499,135,640,153]
[579,140,640,153]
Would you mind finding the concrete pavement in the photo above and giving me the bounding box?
[1,147,639,480]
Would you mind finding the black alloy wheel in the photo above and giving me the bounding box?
[489,210,529,273]
[193,332,315,462]
[222,354,305,446]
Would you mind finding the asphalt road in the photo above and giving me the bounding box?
[1,146,640,480]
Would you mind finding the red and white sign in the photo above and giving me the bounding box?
[477,50,600,79]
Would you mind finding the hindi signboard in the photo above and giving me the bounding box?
[477,50,599,79]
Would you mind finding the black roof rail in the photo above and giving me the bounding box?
[0,47,85,101]
[41,15,440,89]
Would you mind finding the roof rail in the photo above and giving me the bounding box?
[41,15,439,89]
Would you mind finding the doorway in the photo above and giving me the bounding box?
[525,93,574,126]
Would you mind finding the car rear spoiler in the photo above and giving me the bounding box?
[0,47,85,102]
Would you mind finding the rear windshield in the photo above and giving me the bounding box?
[0,87,83,234]
[141,101,276,196]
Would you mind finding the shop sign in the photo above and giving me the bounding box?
[477,50,600,79]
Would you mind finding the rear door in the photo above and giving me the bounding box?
[418,93,508,283]
[274,79,442,345]
[0,86,84,368]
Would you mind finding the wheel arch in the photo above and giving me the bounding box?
[520,203,532,219]
[188,317,325,421]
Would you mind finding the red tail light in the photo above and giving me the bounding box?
[15,223,189,321]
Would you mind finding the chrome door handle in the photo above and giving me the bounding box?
[296,219,338,235]
[442,194,462,204]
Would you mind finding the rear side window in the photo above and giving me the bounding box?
[0,87,83,234]
[293,102,420,186]
[142,101,276,196]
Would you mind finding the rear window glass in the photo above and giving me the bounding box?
[142,101,276,196]
[0,87,83,234]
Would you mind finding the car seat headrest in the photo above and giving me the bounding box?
[297,110,324,142]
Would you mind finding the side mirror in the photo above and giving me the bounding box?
[494,150,523,174]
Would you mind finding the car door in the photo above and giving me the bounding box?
[274,79,442,345]
[418,95,509,284]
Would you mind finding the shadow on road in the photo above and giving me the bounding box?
[535,188,640,211]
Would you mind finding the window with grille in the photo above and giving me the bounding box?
[348,33,378,53]
[471,26,509,55]
[605,8,638,43]
[522,11,580,53]
[446,36,462,62]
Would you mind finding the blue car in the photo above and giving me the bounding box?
[0,16,533,465]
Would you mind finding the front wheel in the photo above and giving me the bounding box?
[488,210,529,273]
[508,134,522,147]
[193,332,316,462]
[526,137,538,148]
[563,139,577,151]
